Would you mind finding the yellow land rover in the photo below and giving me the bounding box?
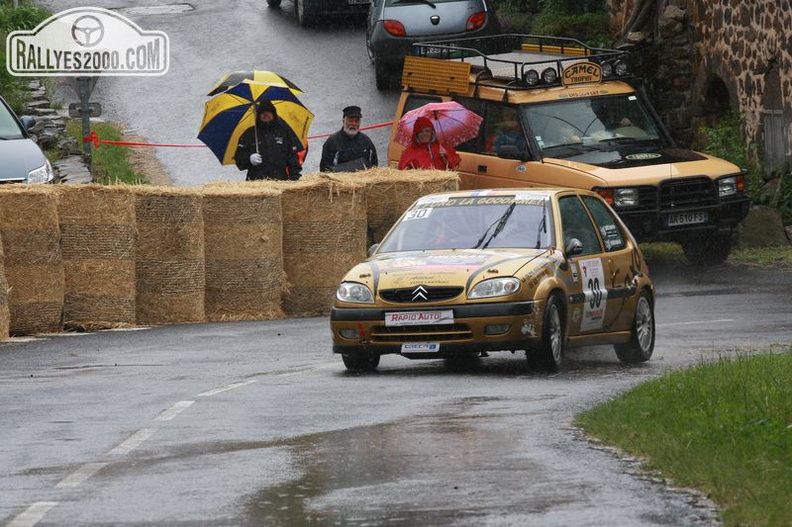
[387,34,750,265]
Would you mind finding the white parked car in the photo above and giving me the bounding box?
[0,95,54,184]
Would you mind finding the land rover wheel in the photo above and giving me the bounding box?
[682,232,733,266]
[294,0,313,26]
[342,352,380,372]
[374,60,395,90]
[614,290,655,363]
[266,0,281,6]
[527,294,565,372]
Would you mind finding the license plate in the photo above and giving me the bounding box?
[385,310,454,327]
[401,343,440,354]
[666,211,708,227]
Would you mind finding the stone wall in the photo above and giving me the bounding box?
[606,0,791,167]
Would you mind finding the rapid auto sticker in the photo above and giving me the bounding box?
[579,257,608,331]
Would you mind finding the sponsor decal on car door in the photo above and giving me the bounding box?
[578,257,608,331]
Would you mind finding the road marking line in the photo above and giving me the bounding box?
[55,462,107,488]
[155,400,195,421]
[109,428,154,455]
[6,502,59,527]
[198,380,258,397]
[657,318,735,327]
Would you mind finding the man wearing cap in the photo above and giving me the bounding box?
[320,105,378,172]
[234,100,304,181]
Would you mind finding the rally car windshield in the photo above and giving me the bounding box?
[522,94,666,156]
[377,196,554,253]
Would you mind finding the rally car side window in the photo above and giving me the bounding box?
[559,196,602,256]
[581,196,627,252]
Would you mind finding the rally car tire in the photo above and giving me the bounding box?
[266,0,281,6]
[294,0,314,27]
[614,290,655,363]
[342,352,380,372]
[528,294,565,372]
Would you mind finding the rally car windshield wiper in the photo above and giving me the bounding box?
[472,203,516,249]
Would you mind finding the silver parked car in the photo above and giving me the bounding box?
[0,95,54,184]
[366,0,501,89]
[267,0,370,27]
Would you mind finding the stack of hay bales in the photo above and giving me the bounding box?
[261,178,367,316]
[0,186,64,335]
[133,186,205,324]
[57,185,137,330]
[319,168,459,244]
[0,232,9,339]
[202,184,285,321]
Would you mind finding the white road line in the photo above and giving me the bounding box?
[198,380,258,397]
[155,400,195,421]
[55,462,107,488]
[657,318,735,327]
[108,428,155,456]
[6,502,59,527]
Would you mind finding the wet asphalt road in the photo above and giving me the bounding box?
[38,0,399,186]
[2,261,791,526]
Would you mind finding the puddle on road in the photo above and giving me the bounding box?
[238,397,560,526]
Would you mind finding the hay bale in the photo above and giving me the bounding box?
[314,167,459,244]
[202,185,285,321]
[0,186,64,335]
[133,186,205,324]
[0,231,9,339]
[57,185,136,330]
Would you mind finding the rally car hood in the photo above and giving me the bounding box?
[344,248,549,293]
[543,148,741,186]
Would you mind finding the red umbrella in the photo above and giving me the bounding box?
[394,101,483,147]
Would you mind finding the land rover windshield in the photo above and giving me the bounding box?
[522,94,667,159]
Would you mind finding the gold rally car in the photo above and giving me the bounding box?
[330,188,655,372]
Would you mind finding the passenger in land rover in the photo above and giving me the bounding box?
[390,35,750,265]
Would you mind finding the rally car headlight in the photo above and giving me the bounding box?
[718,176,738,197]
[336,282,374,304]
[468,277,520,299]
[27,159,54,183]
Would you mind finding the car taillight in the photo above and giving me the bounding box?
[466,12,486,31]
[383,20,407,37]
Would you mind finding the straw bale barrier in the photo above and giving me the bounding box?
[249,178,367,316]
[57,185,136,330]
[0,231,9,339]
[202,185,285,321]
[316,168,459,243]
[133,186,205,324]
[0,186,64,335]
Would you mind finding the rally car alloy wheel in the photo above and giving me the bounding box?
[614,290,655,363]
[528,294,565,372]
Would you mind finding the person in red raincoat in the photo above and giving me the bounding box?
[398,116,461,170]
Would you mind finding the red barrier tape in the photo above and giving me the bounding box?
[83,121,395,148]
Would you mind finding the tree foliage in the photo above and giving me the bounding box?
[492,0,611,45]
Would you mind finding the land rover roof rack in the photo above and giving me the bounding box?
[409,34,632,94]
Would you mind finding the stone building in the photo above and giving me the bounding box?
[607,0,791,172]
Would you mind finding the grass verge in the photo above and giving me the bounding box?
[641,242,792,268]
[65,120,148,185]
[576,350,792,526]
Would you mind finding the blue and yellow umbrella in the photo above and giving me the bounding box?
[206,70,303,96]
[198,80,314,166]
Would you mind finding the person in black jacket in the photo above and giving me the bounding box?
[320,105,378,172]
[234,100,303,181]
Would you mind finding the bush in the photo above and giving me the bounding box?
[492,0,611,45]
[0,3,50,113]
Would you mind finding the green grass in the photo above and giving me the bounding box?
[576,350,792,526]
[641,242,792,268]
[65,120,148,185]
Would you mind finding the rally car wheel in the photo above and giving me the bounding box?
[294,0,313,27]
[266,0,281,6]
[614,290,655,363]
[528,294,565,372]
[342,353,380,372]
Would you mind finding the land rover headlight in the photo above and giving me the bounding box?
[613,188,639,207]
[468,277,520,299]
[601,61,613,77]
[541,67,558,84]
[614,59,629,76]
[27,159,54,183]
[336,282,374,304]
[718,176,738,197]
[523,69,539,86]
